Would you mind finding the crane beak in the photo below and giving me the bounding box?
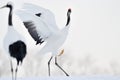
[0,5,6,9]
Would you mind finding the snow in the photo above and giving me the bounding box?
[0,76,120,80]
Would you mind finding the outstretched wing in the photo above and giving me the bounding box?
[23,21,44,44]
[16,10,54,45]
[21,3,59,31]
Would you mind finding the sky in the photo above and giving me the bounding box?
[0,0,120,77]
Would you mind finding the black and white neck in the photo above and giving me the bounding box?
[7,4,13,26]
[0,2,13,26]
[66,8,71,26]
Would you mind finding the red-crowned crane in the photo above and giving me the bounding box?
[16,3,71,76]
[0,2,27,80]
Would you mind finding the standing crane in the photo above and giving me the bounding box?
[16,3,71,76]
[0,2,27,80]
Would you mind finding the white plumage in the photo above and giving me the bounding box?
[4,27,25,54]
[21,3,59,29]
[16,3,71,76]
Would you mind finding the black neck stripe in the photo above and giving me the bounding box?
[8,6,13,26]
[66,15,70,26]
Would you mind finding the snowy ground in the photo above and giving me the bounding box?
[0,76,120,80]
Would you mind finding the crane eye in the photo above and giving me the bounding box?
[35,13,41,17]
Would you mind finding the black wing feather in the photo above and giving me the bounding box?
[35,13,42,17]
[9,40,27,65]
[23,21,44,45]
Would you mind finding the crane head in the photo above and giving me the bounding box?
[0,1,14,9]
[68,8,71,13]
[67,8,72,16]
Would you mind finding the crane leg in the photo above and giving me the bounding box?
[55,57,69,76]
[48,56,53,76]
[10,60,14,80]
[15,64,18,80]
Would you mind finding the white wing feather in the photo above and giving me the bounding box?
[16,10,52,40]
[22,3,59,31]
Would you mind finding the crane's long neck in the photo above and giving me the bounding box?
[8,6,13,26]
[66,13,70,26]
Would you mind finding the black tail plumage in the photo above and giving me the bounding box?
[9,40,27,65]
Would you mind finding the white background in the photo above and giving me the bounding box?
[0,0,120,77]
